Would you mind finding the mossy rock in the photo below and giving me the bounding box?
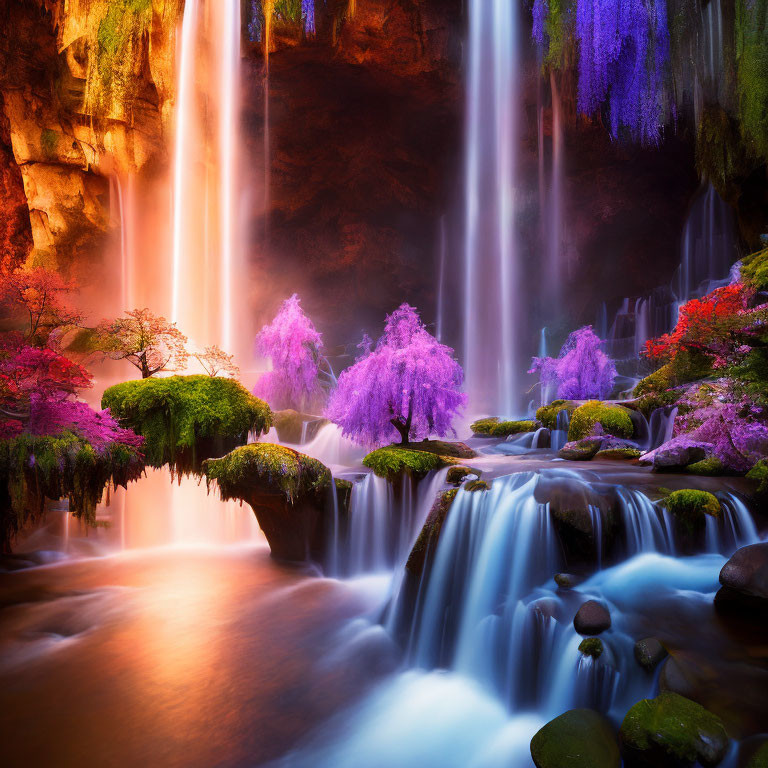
[663,490,721,526]
[686,457,726,476]
[446,466,482,485]
[465,479,491,492]
[579,637,604,658]
[747,459,768,495]
[362,446,458,480]
[204,444,332,562]
[595,448,643,461]
[531,709,620,768]
[568,401,634,442]
[634,365,676,397]
[0,431,144,552]
[272,409,328,444]
[619,692,729,768]
[559,437,603,461]
[536,400,576,430]
[630,390,682,418]
[406,489,458,576]
[400,440,477,459]
[745,741,768,768]
[103,375,271,477]
[742,248,768,292]
[471,418,537,437]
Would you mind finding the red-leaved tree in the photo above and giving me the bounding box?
[326,303,467,446]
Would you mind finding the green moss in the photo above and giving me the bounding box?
[472,418,537,437]
[620,693,729,767]
[746,742,768,768]
[663,490,721,528]
[406,488,458,575]
[465,479,491,492]
[40,128,59,159]
[634,365,675,397]
[531,709,620,768]
[747,459,768,494]
[446,466,481,485]
[102,375,271,477]
[595,448,643,461]
[686,457,727,476]
[362,447,457,480]
[204,443,330,504]
[736,0,768,164]
[579,637,604,658]
[631,389,682,418]
[400,440,476,459]
[695,105,749,205]
[568,401,634,441]
[536,400,574,429]
[742,247,768,292]
[0,431,144,551]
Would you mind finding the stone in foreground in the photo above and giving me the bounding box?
[531,708,620,768]
[574,600,611,635]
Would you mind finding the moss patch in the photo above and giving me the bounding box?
[204,443,330,504]
[471,418,537,437]
[568,401,634,441]
[686,457,727,476]
[446,466,481,485]
[595,448,643,461]
[465,479,490,492]
[102,375,271,477]
[664,489,721,522]
[620,692,729,767]
[406,488,457,575]
[400,440,476,459]
[0,431,144,551]
[579,637,604,658]
[362,446,457,480]
[531,709,620,768]
[742,247,768,292]
[536,400,574,429]
[747,459,768,494]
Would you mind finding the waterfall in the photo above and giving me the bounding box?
[463,0,521,417]
[171,0,243,358]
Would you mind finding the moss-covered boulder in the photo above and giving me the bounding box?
[446,466,481,485]
[271,409,329,444]
[559,437,603,461]
[579,637,604,658]
[619,692,729,768]
[745,741,768,768]
[362,446,458,481]
[406,488,457,577]
[536,400,577,430]
[471,417,537,437]
[595,447,643,460]
[465,479,490,492]
[399,440,476,459]
[531,709,620,768]
[686,457,727,476]
[204,444,332,562]
[103,376,271,476]
[568,401,634,442]
[747,459,768,495]
[663,490,721,527]
[742,247,768,292]
[0,431,145,552]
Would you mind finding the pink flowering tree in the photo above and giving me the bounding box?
[326,303,467,447]
[529,326,617,401]
[253,294,329,412]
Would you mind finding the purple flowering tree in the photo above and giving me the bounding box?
[530,326,617,400]
[326,304,467,447]
[253,294,328,412]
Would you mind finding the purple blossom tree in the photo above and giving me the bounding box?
[253,294,327,412]
[326,304,467,447]
[529,326,617,400]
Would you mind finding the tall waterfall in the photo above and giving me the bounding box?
[171,0,243,358]
[463,0,521,417]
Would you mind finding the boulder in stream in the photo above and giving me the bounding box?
[203,444,333,563]
[715,542,768,615]
[619,692,729,768]
[634,637,667,671]
[531,708,620,768]
[558,437,603,461]
[574,600,612,635]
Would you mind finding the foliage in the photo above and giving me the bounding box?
[204,443,331,504]
[0,430,144,551]
[533,0,572,68]
[102,375,271,476]
[326,304,467,447]
[747,459,768,493]
[530,326,617,401]
[568,401,634,441]
[686,456,726,476]
[470,418,537,437]
[194,345,240,378]
[362,446,457,480]
[97,308,189,378]
[736,0,768,163]
[0,267,81,347]
[254,294,327,412]
[536,399,574,429]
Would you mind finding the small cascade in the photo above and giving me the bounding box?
[325,470,447,579]
[296,423,366,468]
[550,409,570,452]
[646,405,678,451]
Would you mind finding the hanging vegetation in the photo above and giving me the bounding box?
[735,0,768,163]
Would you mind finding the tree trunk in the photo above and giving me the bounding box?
[391,418,410,445]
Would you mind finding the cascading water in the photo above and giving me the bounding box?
[463,0,521,417]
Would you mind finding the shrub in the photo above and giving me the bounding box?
[568,401,634,441]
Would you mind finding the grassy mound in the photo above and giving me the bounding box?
[663,489,721,527]
[103,375,271,476]
[536,400,575,429]
[0,431,144,551]
[204,444,331,504]
[363,446,458,480]
[568,401,634,441]
[471,418,537,437]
